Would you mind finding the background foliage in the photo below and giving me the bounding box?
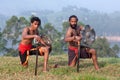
[0,14,120,57]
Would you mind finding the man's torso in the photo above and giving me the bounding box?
[68,26,81,47]
[21,27,38,45]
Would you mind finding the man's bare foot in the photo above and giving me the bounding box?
[42,69,48,72]
[95,67,100,71]
[53,64,58,68]
[22,62,28,68]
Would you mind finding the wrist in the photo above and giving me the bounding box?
[73,36,76,40]
[34,35,37,38]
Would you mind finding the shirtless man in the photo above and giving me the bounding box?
[64,15,99,70]
[18,17,50,72]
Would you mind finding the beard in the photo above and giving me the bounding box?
[70,24,77,29]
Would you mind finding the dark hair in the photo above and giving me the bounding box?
[31,17,41,26]
[69,15,78,22]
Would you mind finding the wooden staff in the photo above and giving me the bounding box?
[77,41,80,72]
[35,46,39,76]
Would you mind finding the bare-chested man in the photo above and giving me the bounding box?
[64,15,99,70]
[18,17,51,72]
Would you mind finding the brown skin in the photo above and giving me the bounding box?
[64,17,99,70]
[20,21,50,72]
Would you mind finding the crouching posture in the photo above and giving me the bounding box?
[64,15,99,70]
[18,17,51,72]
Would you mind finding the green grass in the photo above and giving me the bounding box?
[0,54,120,80]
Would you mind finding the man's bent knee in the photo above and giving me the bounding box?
[88,48,96,55]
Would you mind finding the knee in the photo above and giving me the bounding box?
[90,49,96,55]
[44,47,50,54]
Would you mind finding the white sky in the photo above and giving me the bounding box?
[0,0,120,15]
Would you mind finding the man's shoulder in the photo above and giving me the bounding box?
[77,25,83,28]
[77,25,84,30]
[67,27,73,31]
[23,27,29,31]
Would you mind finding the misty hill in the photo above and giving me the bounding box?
[1,6,120,36]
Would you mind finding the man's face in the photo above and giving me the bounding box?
[69,17,77,29]
[31,21,40,30]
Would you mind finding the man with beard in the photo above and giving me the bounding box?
[64,15,99,70]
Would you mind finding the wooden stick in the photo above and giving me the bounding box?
[77,41,80,72]
[35,48,39,76]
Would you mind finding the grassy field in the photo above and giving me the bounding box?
[0,54,120,80]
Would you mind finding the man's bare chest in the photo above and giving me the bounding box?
[28,29,37,35]
[70,29,79,36]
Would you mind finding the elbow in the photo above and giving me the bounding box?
[64,38,68,42]
[22,35,26,39]
[22,35,29,39]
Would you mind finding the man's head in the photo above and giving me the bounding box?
[31,17,41,30]
[69,15,78,29]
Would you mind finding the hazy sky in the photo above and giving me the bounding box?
[0,0,120,15]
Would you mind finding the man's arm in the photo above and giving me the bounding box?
[79,25,84,30]
[64,27,82,42]
[64,28,75,42]
[22,28,40,40]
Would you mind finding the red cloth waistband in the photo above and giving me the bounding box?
[69,46,78,57]
[18,43,32,55]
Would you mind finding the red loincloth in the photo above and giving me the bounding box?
[18,43,32,55]
[68,46,78,57]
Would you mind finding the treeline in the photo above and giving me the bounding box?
[1,6,120,35]
[0,15,120,57]
[19,6,120,36]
